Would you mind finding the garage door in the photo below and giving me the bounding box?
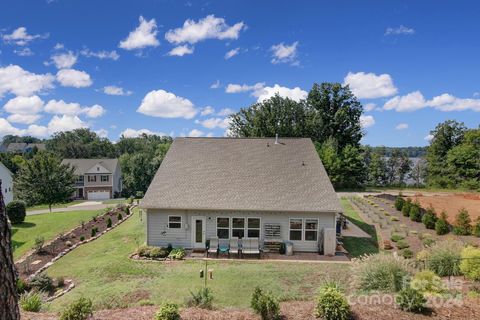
[87,191,110,200]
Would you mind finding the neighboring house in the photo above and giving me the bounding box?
[141,137,342,255]
[6,143,46,153]
[61,159,122,200]
[0,162,13,205]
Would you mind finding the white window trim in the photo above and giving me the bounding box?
[215,216,262,239]
[304,218,319,242]
[168,215,182,229]
[246,217,261,239]
[289,218,304,241]
[215,216,230,239]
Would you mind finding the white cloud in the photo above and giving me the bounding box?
[188,129,204,137]
[82,104,105,118]
[167,45,194,56]
[47,114,87,133]
[217,108,235,116]
[254,84,307,102]
[210,80,220,89]
[50,51,77,69]
[119,16,160,50]
[137,89,197,119]
[54,43,64,50]
[102,85,132,96]
[56,69,92,87]
[383,91,426,112]
[95,129,108,138]
[385,25,415,36]
[120,128,167,138]
[165,15,245,44]
[200,106,215,116]
[424,134,434,141]
[44,99,81,115]
[26,124,49,137]
[14,48,34,56]
[3,95,44,115]
[7,113,41,125]
[80,48,119,60]
[270,41,298,64]
[360,115,375,128]
[0,65,54,97]
[2,27,48,46]
[0,118,23,136]
[364,103,376,112]
[384,91,480,113]
[344,72,398,99]
[225,47,240,59]
[395,123,409,130]
[225,82,265,93]
[195,117,230,129]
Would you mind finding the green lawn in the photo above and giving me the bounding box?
[45,209,351,311]
[340,198,380,257]
[12,209,104,259]
[26,200,87,212]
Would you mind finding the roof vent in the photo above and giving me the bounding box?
[275,133,279,145]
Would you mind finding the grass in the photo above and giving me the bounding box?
[45,209,350,311]
[340,198,380,257]
[11,209,104,259]
[26,200,87,212]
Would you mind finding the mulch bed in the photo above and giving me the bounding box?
[15,205,132,279]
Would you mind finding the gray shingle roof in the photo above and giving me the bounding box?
[61,159,119,175]
[141,137,342,213]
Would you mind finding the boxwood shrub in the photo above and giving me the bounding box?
[314,282,350,320]
[6,200,26,224]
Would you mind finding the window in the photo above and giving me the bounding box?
[304,219,318,241]
[87,175,96,182]
[216,217,230,239]
[101,175,109,182]
[76,175,84,183]
[247,218,260,238]
[232,218,245,238]
[168,216,182,229]
[289,219,303,241]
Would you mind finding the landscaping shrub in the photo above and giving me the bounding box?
[395,196,405,211]
[57,276,65,288]
[91,228,97,237]
[422,238,436,248]
[426,240,463,277]
[460,246,480,281]
[154,302,180,320]
[167,243,173,253]
[422,206,437,230]
[402,199,412,217]
[128,196,134,204]
[251,287,280,320]
[351,253,411,292]
[391,234,405,242]
[137,245,169,259]
[396,240,410,250]
[435,211,450,235]
[410,270,444,295]
[188,287,214,309]
[409,202,422,222]
[396,287,427,313]
[33,236,45,253]
[19,291,42,312]
[453,208,472,235]
[29,274,53,292]
[6,200,26,224]
[60,297,93,320]
[474,217,480,237]
[400,249,414,259]
[79,236,85,241]
[16,278,28,294]
[106,218,112,228]
[117,212,123,220]
[314,282,350,320]
[168,248,186,260]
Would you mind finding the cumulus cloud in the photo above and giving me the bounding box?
[383,91,426,112]
[395,123,409,130]
[344,72,398,99]
[0,118,23,136]
[225,47,240,59]
[47,114,87,133]
[360,115,375,128]
[80,48,119,60]
[364,103,377,112]
[56,69,92,87]
[102,85,132,96]
[50,51,77,69]
[14,48,34,56]
[188,129,204,137]
[167,45,194,56]
[2,27,48,46]
[95,129,109,138]
[165,15,245,45]
[200,106,215,116]
[254,84,307,102]
[270,41,298,64]
[217,108,235,116]
[385,25,415,36]
[225,82,265,93]
[82,104,105,118]
[383,91,480,112]
[44,99,105,118]
[137,89,197,119]
[424,134,434,141]
[7,114,42,125]
[195,117,230,129]
[3,95,44,115]
[119,16,160,50]
[0,65,54,97]
[120,128,167,138]
[210,80,220,89]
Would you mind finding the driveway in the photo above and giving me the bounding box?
[27,201,110,215]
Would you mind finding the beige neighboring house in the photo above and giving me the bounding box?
[141,137,342,255]
[0,161,14,205]
[61,159,122,200]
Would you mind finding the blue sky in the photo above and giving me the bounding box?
[0,0,479,146]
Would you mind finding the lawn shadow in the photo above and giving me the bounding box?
[14,222,36,229]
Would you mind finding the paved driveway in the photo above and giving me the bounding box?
[27,201,110,215]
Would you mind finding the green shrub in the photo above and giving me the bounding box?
[395,196,405,211]
[396,287,427,313]
[91,228,97,237]
[409,202,422,222]
[128,196,134,205]
[251,287,280,320]
[79,236,85,241]
[402,199,412,217]
[154,303,180,320]
[422,238,436,248]
[422,206,437,230]
[427,240,462,277]
[314,283,350,320]
[453,208,472,235]
[117,213,123,220]
[29,274,53,292]
[6,200,26,224]
[137,245,169,259]
[60,297,93,320]
[391,234,405,242]
[106,218,112,228]
[473,217,480,237]
[460,246,480,281]
[400,249,414,259]
[17,278,28,294]
[410,270,444,295]
[351,253,411,292]
[19,291,42,312]
[188,287,214,309]
[396,240,410,250]
[57,276,65,288]
[33,236,44,253]
[435,211,450,235]
[168,248,186,260]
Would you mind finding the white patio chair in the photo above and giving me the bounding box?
[242,238,261,259]
[207,237,218,257]
[229,237,239,258]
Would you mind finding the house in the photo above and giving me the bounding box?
[61,159,122,200]
[0,162,14,205]
[141,137,342,255]
[6,143,46,153]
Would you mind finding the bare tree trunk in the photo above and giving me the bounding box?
[0,181,20,320]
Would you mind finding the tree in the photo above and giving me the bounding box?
[0,181,20,320]
[453,208,472,235]
[15,152,76,211]
[315,139,342,187]
[409,158,427,188]
[446,129,480,190]
[367,152,388,186]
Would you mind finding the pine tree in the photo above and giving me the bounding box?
[453,208,472,235]
[435,211,450,235]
